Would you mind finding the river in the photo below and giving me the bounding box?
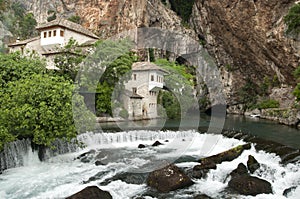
[0,114,299,198]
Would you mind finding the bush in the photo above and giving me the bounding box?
[256,99,280,110]
[168,0,195,23]
[68,15,81,24]
[284,3,300,35]
[0,74,77,147]
[0,126,15,151]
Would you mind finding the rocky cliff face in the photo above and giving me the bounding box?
[10,0,300,109]
[20,0,194,38]
[191,0,300,105]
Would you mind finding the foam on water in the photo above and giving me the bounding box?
[0,130,299,199]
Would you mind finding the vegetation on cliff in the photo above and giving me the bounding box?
[293,65,300,101]
[284,3,300,36]
[0,0,37,40]
[162,0,195,23]
[155,59,196,119]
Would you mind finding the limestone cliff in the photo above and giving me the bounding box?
[20,0,194,38]
[191,0,300,106]
[7,0,300,111]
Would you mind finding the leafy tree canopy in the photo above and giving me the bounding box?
[0,52,46,87]
[155,59,196,118]
[54,38,85,81]
[0,53,95,150]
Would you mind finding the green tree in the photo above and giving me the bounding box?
[293,65,300,101]
[95,53,136,116]
[0,74,77,146]
[54,38,85,81]
[0,53,95,149]
[158,91,181,119]
[284,3,300,36]
[238,78,259,111]
[19,13,37,39]
[0,52,46,88]
[155,59,196,118]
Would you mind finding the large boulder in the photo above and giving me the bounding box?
[229,163,248,179]
[146,164,194,192]
[192,161,217,179]
[199,144,251,165]
[66,186,112,199]
[100,172,148,185]
[247,155,260,174]
[228,176,273,196]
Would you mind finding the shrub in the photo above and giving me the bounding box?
[256,99,280,109]
[284,3,300,36]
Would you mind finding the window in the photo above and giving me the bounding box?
[53,30,56,37]
[43,32,47,38]
[149,91,156,96]
[60,30,64,37]
[132,87,137,94]
[48,31,52,37]
[151,75,154,81]
[133,74,137,80]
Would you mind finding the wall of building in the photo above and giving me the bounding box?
[64,29,96,45]
[124,69,165,119]
[40,27,64,46]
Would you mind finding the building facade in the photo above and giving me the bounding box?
[8,18,99,69]
[123,62,168,120]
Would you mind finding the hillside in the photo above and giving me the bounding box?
[1,0,300,117]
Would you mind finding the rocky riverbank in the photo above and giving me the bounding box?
[67,130,300,198]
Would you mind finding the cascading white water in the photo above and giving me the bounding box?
[0,138,78,172]
[0,130,299,199]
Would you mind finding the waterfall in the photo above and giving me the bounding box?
[0,139,32,172]
[0,130,198,172]
[77,130,198,146]
[0,138,78,172]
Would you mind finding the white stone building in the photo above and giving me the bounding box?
[8,18,99,69]
[123,62,168,119]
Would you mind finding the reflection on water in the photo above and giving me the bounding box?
[98,114,300,149]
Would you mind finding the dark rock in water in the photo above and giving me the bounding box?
[229,163,248,179]
[95,160,106,166]
[100,172,148,186]
[247,155,260,174]
[228,176,273,196]
[83,171,111,184]
[192,160,217,179]
[80,156,92,163]
[77,150,96,163]
[194,162,217,170]
[199,143,251,165]
[281,150,300,164]
[77,150,96,159]
[192,162,217,179]
[146,164,194,192]
[138,144,146,149]
[174,155,198,164]
[164,140,169,142]
[152,141,163,147]
[66,186,112,199]
[283,186,297,197]
[194,194,213,199]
